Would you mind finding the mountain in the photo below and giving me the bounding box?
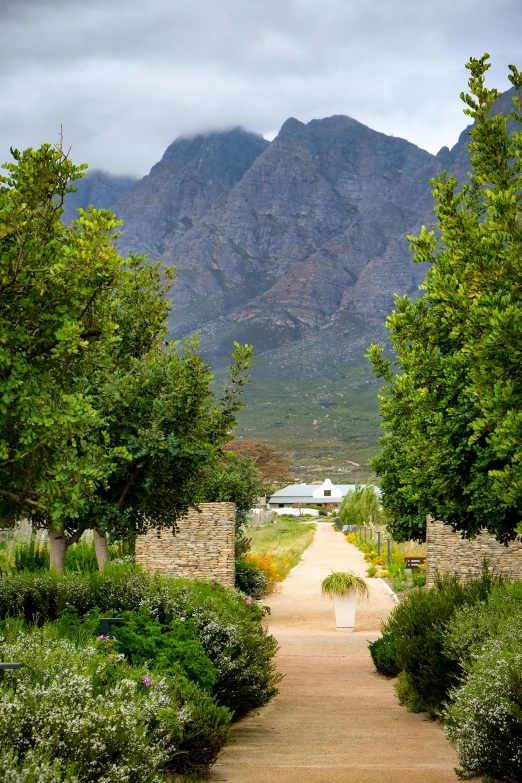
[111,118,442,349]
[115,127,269,259]
[63,170,137,223]
[68,92,515,478]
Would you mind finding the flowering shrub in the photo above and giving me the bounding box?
[0,619,231,780]
[444,637,522,781]
[143,578,281,719]
[235,556,269,599]
[0,567,281,721]
[0,748,80,783]
[245,552,290,591]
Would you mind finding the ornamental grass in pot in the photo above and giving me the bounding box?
[321,571,369,631]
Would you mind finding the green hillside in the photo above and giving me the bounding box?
[207,314,389,483]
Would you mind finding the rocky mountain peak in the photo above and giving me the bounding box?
[114,126,269,258]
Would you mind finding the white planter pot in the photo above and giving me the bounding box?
[333,592,358,631]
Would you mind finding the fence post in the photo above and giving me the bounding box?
[386,537,391,567]
[377,531,381,557]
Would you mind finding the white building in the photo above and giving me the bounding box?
[267,479,375,509]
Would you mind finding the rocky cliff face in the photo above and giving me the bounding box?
[110,116,444,347]
[116,127,269,259]
[63,170,137,223]
[76,89,516,360]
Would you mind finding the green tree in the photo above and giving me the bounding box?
[338,484,383,527]
[367,55,522,543]
[0,142,254,570]
[197,450,263,534]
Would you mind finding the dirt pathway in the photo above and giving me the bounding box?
[209,522,463,783]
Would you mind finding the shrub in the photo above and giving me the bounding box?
[167,676,231,776]
[368,633,400,677]
[0,619,232,780]
[112,607,217,692]
[244,551,288,592]
[14,538,49,572]
[0,567,281,721]
[144,577,281,719]
[0,748,80,783]
[444,636,522,781]
[380,570,500,715]
[444,580,522,669]
[235,556,269,599]
[65,539,98,574]
[0,622,168,782]
[411,569,426,588]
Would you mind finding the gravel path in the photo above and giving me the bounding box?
[209,522,464,782]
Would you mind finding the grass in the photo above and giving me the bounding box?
[247,516,316,573]
[321,571,369,598]
[209,315,388,482]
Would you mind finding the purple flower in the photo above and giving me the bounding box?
[142,677,151,687]
[246,596,253,605]
[96,635,109,641]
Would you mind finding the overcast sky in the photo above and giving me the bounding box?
[2,0,521,176]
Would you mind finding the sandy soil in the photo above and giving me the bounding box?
[209,522,466,783]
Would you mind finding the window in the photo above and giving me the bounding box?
[324,490,331,497]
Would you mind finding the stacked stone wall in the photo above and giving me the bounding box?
[426,518,522,587]
[135,503,235,587]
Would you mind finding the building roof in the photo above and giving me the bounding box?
[268,481,380,505]
[269,483,360,500]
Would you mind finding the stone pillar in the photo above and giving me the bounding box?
[135,503,235,587]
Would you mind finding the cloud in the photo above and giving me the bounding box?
[1,0,521,174]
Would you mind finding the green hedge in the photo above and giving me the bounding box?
[369,573,522,780]
[373,570,500,716]
[0,566,281,720]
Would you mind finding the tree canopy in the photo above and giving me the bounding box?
[223,440,290,485]
[338,484,383,528]
[196,450,263,534]
[0,141,254,568]
[367,55,522,543]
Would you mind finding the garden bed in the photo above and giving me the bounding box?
[369,570,522,781]
[343,529,426,594]
[237,515,316,597]
[0,565,281,782]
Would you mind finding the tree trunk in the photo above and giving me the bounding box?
[48,527,67,573]
[93,530,110,569]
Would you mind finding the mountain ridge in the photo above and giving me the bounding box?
[62,90,518,475]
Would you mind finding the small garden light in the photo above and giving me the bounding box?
[100,618,124,637]
[0,662,24,680]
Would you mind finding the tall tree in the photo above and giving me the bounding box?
[197,450,263,534]
[223,440,290,485]
[0,142,254,570]
[338,484,383,528]
[367,55,522,543]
